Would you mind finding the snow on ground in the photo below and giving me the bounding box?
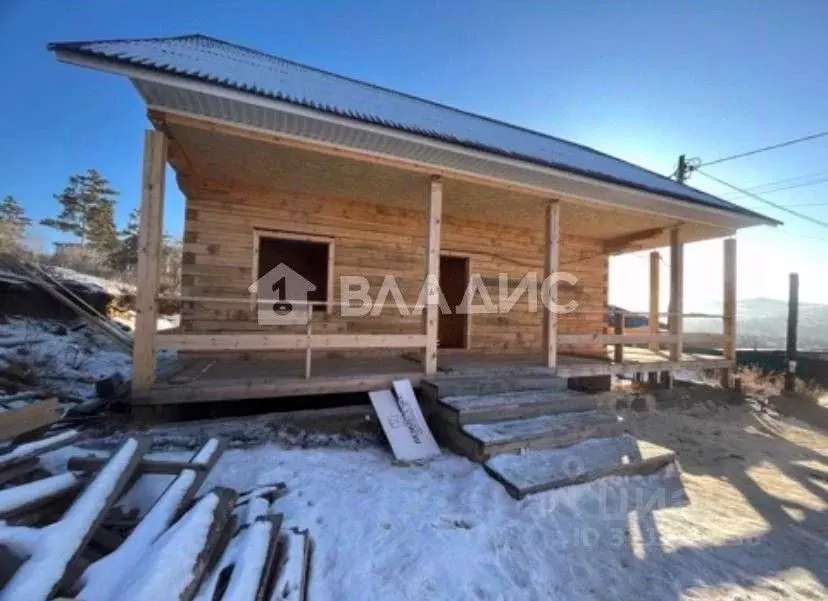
[0,318,131,400]
[73,398,828,601]
[48,266,135,297]
[112,312,180,332]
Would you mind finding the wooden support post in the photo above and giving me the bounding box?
[721,238,737,388]
[649,251,660,352]
[785,272,799,393]
[648,252,660,386]
[133,130,167,394]
[544,201,561,369]
[304,315,312,380]
[668,228,684,364]
[613,310,625,363]
[423,177,443,375]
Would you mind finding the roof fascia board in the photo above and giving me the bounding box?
[54,48,774,230]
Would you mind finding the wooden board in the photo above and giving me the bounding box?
[0,399,61,442]
[369,386,440,461]
[155,333,427,351]
[133,129,168,392]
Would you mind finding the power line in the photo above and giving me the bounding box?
[779,231,828,243]
[695,169,828,228]
[786,202,828,208]
[741,200,828,209]
[698,130,828,168]
[722,174,828,200]
[721,169,828,197]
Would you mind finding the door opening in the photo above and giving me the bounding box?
[439,255,469,349]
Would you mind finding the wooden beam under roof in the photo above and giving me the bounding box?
[602,226,671,254]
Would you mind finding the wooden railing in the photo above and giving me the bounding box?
[155,298,427,379]
[559,308,727,363]
[156,298,730,378]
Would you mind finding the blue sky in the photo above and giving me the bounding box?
[1,1,827,306]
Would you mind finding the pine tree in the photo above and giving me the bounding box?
[0,195,32,248]
[41,169,119,249]
[87,198,119,253]
[0,196,32,243]
[112,208,140,269]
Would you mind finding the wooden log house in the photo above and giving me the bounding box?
[49,35,778,406]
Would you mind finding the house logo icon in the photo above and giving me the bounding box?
[248,263,316,325]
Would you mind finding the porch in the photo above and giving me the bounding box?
[128,111,739,406]
[139,346,731,405]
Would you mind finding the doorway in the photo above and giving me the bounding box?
[439,254,470,349]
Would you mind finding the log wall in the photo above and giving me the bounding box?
[177,178,607,357]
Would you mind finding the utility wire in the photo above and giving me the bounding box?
[785,202,828,208]
[695,169,828,228]
[741,200,828,209]
[722,173,828,200]
[735,168,828,191]
[699,130,828,168]
[778,231,828,243]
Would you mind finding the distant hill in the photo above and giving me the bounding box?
[684,298,828,351]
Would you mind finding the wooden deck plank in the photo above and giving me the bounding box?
[137,346,729,405]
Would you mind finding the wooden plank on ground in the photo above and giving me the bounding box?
[68,456,210,475]
[269,529,311,601]
[115,487,237,601]
[78,438,227,601]
[0,430,80,471]
[392,379,440,459]
[0,457,39,487]
[197,487,283,600]
[369,383,440,462]
[68,437,226,478]
[0,398,61,442]
[0,437,149,601]
[0,472,82,519]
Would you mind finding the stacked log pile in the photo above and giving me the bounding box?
[0,432,312,601]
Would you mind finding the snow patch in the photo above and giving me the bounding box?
[48,266,135,297]
[0,318,131,400]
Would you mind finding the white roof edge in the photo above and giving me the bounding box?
[54,48,774,231]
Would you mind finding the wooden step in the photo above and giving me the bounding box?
[422,374,568,398]
[438,389,596,424]
[452,410,626,461]
[484,435,676,499]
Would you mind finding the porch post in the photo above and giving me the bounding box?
[721,237,737,387]
[648,251,660,352]
[132,129,167,393]
[668,227,684,363]
[423,176,443,375]
[544,200,560,369]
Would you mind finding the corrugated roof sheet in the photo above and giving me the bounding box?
[49,34,771,221]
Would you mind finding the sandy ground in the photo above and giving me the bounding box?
[619,392,828,600]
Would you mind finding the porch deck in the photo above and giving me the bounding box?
[138,347,729,405]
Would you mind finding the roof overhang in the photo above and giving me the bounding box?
[53,47,778,232]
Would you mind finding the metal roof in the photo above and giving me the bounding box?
[49,34,776,225]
